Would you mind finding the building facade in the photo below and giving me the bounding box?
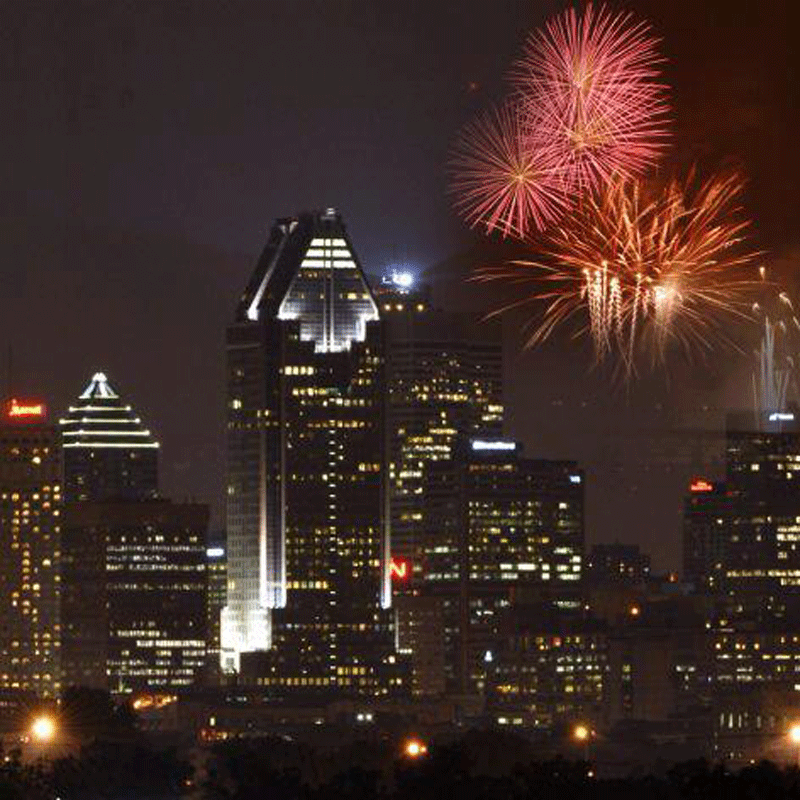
[421,440,584,694]
[206,531,227,672]
[221,209,403,698]
[61,499,208,694]
[586,542,651,586]
[60,372,159,502]
[682,412,800,612]
[378,275,503,570]
[0,399,61,697]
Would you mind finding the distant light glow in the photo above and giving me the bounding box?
[769,412,795,422]
[403,738,428,758]
[382,269,415,293]
[790,723,800,745]
[393,270,414,289]
[472,439,516,451]
[569,474,582,484]
[207,547,225,558]
[30,715,56,743]
[573,723,590,742]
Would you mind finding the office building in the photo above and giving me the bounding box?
[487,608,608,729]
[60,372,159,502]
[683,479,729,591]
[605,596,711,725]
[682,412,800,612]
[0,398,61,697]
[61,499,208,694]
[378,272,504,569]
[206,531,227,672]
[221,209,404,698]
[586,542,651,586]
[421,439,584,694]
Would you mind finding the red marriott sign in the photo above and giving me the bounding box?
[6,399,46,420]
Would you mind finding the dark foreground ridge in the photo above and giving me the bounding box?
[4,726,800,799]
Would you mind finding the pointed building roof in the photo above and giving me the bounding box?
[236,208,380,353]
[60,372,159,449]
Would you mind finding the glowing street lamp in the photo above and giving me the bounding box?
[403,738,428,759]
[29,714,57,743]
[572,723,592,763]
[789,723,800,764]
[573,723,590,742]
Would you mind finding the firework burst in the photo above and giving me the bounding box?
[448,103,569,238]
[513,3,670,192]
[476,171,762,371]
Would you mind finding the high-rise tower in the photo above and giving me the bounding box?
[60,372,159,501]
[0,398,61,698]
[377,274,504,571]
[221,210,401,696]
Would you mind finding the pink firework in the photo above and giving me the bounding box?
[449,103,569,239]
[513,3,670,191]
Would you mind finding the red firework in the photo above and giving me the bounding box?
[448,103,569,239]
[513,3,670,191]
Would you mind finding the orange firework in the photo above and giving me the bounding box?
[476,171,762,370]
[448,103,569,238]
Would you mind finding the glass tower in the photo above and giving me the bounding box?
[221,209,403,697]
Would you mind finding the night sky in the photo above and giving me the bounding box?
[1,0,797,569]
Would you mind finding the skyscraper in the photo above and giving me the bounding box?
[0,398,61,698]
[60,372,159,502]
[683,478,729,591]
[221,209,402,697]
[378,273,504,570]
[682,412,800,611]
[421,439,584,694]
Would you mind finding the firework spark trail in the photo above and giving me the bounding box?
[475,172,762,370]
[753,318,789,421]
[752,274,800,420]
[513,3,670,192]
[448,103,569,238]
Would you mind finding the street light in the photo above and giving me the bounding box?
[789,723,800,765]
[403,738,428,759]
[30,714,57,743]
[573,723,590,742]
[572,723,592,763]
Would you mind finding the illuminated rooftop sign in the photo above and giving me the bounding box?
[471,440,516,451]
[6,399,46,419]
[690,479,714,493]
[769,412,795,422]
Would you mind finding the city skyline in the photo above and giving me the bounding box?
[2,2,800,785]
[1,0,798,572]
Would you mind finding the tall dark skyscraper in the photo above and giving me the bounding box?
[60,372,159,501]
[377,273,504,571]
[0,399,61,698]
[682,411,800,612]
[221,209,402,697]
